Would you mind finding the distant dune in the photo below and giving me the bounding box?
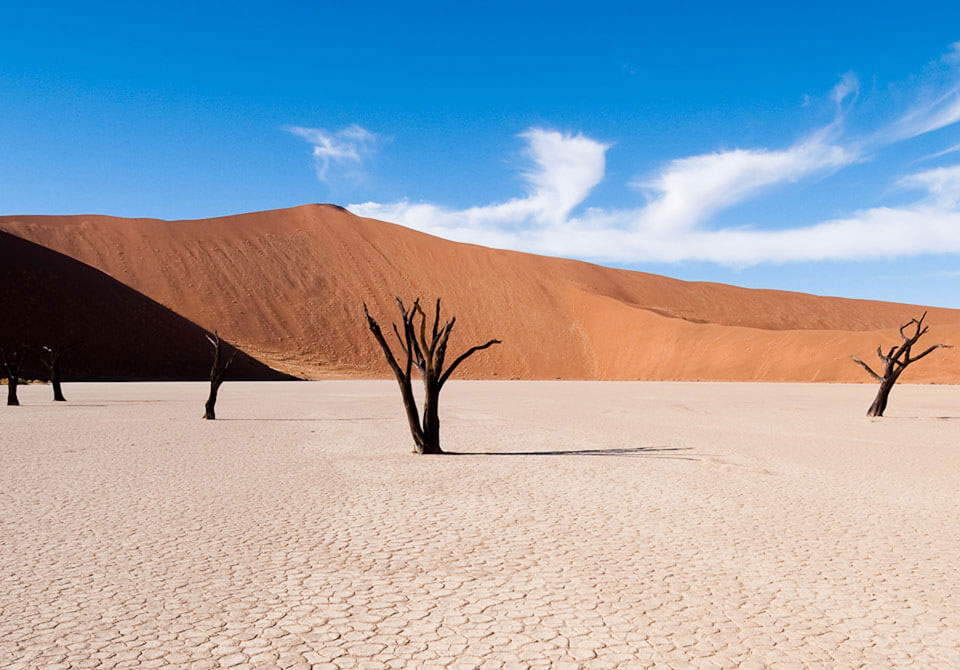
[0,231,292,381]
[2,204,959,382]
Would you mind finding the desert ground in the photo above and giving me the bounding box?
[2,381,959,669]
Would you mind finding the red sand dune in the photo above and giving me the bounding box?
[2,204,959,382]
[0,231,291,381]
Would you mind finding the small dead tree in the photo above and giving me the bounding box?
[203,331,236,420]
[852,312,950,417]
[363,297,501,454]
[1,347,27,407]
[34,344,79,402]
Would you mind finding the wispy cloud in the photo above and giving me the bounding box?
[886,43,960,141]
[286,124,378,183]
[892,85,960,140]
[349,45,960,266]
[629,132,855,233]
[914,140,960,163]
[831,71,859,111]
[900,163,960,208]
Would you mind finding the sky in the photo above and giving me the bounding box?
[3,2,960,307]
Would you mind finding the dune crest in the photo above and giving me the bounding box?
[2,204,959,382]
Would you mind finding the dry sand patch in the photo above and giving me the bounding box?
[1,381,959,669]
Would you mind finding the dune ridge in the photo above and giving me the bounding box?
[2,204,959,382]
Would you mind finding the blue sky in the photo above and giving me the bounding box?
[3,2,960,307]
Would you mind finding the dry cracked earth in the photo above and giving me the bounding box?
[2,381,959,669]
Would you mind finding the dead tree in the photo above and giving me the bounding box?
[203,331,236,420]
[34,344,79,402]
[1,347,27,406]
[363,297,501,454]
[852,312,950,417]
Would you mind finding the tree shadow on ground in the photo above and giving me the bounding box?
[216,417,388,422]
[877,416,960,420]
[446,445,698,461]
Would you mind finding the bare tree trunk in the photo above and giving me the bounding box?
[50,361,66,402]
[866,379,894,417]
[204,384,219,420]
[34,345,78,402]
[203,331,236,420]
[1,348,25,407]
[399,377,427,453]
[421,378,442,454]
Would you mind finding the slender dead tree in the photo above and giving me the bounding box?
[1,347,27,406]
[34,344,79,402]
[852,312,950,417]
[363,297,501,454]
[203,331,237,420]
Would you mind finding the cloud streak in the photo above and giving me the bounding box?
[630,132,855,233]
[286,124,378,182]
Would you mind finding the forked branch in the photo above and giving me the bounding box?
[439,339,502,387]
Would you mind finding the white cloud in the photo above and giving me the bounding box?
[831,71,859,110]
[630,133,855,233]
[519,128,610,224]
[352,128,609,232]
[900,163,960,208]
[286,124,378,182]
[346,49,960,267]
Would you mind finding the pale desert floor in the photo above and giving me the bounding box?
[2,381,959,670]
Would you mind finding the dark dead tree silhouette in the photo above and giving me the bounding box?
[203,331,236,420]
[852,312,950,417]
[1,347,27,406]
[33,343,79,402]
[363,297,501,454]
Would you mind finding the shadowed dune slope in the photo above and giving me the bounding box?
[2,204,959,381]
[0,231,293,381]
